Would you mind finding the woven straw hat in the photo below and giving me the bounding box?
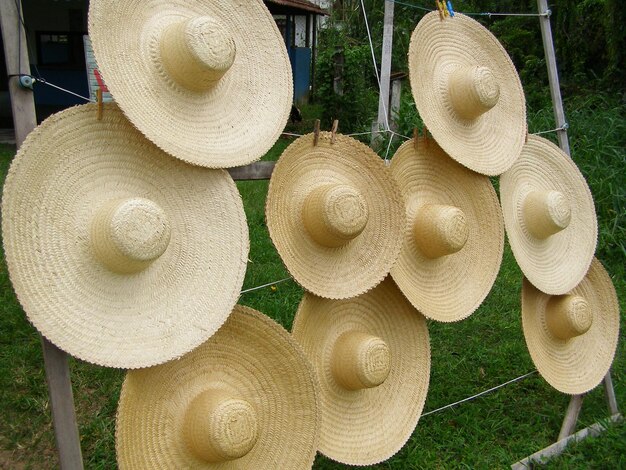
[390,138,504,322]
[88,0,292,168]
[500,135,597,295]
[1,103,248,368]
[522,259,620,394]
[266,132,405,299]
[116,305,320,469]
[291,277,430,465]
[408,12,526,176]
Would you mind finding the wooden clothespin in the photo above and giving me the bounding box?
[436,0,445,20]
[413,127,419,151]
[96,89,103,121]
[446,1,455,17]
[313,119,321,146]
[331,120,339,144]
[422,124,430,148]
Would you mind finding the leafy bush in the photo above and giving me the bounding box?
[314,27,378,134]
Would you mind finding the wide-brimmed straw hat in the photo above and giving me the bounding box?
[88,0,292,168]
[500,135,597,295]
[266,132,405,299]
[522,258,619,395]
[408,12,526,176]
[390,138,504,322]
[116,305,320,469]
[291,277,430,465]
[1,103,248,368]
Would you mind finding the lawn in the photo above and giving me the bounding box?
[0,95,624,469]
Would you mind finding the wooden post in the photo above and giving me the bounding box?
[389,79,402,131]
[1,1,84,468]
[536,0,571,156]
[1,0,36,146]
[41,338,84,470]
[376,0,394,131]
[558,394,584,441]
[603,370,620,416]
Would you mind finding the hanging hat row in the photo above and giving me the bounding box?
[1,2,620,469]
[406,11,619,398]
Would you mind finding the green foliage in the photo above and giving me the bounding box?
[314,27,378,133]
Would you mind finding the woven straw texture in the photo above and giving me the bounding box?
[389,138,503,322]
[88,0,292,168]
[408,12,526,176]
[522,259,620,395]
[1,103,249,368]
[291,277,430,465]
[266,132,405,299]
[500,135,597,295]
[116,305,321,469]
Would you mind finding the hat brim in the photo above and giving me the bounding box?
[116,305,321,469]
[500,135,597,295]
[266,133,405,299]
[521,259,620,394]
[89,0,292,168]
[390,138,504,322]
[409,12,526,176]
[1,104,249,368]
[291,278,430,465]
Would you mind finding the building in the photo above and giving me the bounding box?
[0,0,328,127]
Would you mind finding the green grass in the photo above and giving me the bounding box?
[0,95,624,469]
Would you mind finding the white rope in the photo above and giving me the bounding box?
[240,277,293,295]
[532,125,569,135]
[36,78,94,102]
[421,371,537,417]
[359,0,391,133]
[282,132,303,137]
[389,129,413,141]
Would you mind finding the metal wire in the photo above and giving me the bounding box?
[421,371,538,417]
[387,0,548,17]
[360,0,392,133]
[532,125,569,136]
[239,277,294,295]
[36,79,93,102]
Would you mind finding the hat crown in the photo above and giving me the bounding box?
[303,184,369,248]
[160,16,236,91]
[448,66,500,120]
[331,331,391,390]
[90,198,171,274]
[184,389,259,463]
[413,204,469,259]
[545,294,592,340]
[523,190,572,239]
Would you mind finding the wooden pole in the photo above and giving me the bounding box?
[536,0,570,156]
[1,1,84,468]
[376,0,394,131]
[1,0,36,146]
[558,394,584,441]
[603,370,620,416]
[41,338,84,470]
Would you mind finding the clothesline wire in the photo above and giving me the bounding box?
[239,277,293,295]
[386,0,549,17]
[421,371,538,417]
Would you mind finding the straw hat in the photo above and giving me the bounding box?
[291,277,430,465]
[1,103,248,368]
[390,138,504,322]
[265,132,405,299]
[88,0,292,168]
[500,135,597,295]
[408,12,526,176]
[116,305,320,469]
[522,259,620,395]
